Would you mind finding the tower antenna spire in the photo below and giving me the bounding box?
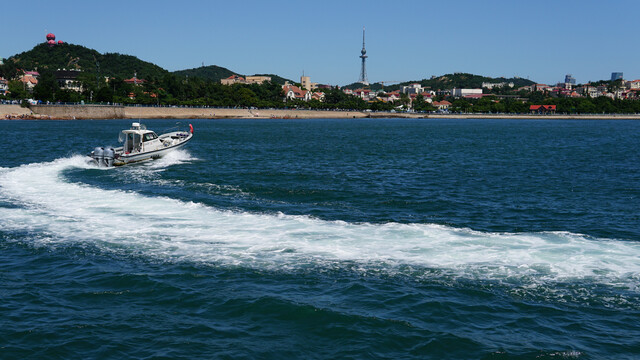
[358,26,369,85]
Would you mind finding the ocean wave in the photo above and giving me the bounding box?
[1,155,639,291]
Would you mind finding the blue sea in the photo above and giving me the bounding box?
[1,118,639,359]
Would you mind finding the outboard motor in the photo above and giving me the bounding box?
[93,147,105,167]
[103,147,115,167]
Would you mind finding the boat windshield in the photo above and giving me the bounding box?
[143,132,158,142]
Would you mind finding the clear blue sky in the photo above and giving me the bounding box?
[3,0,638,86]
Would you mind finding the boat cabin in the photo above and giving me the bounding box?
[120,122,160,154]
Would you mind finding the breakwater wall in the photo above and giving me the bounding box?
[0,104,33,118]
[30,104,125,119]
[23,105,373,119]
[9,104,640,120]
[122,107,371,119]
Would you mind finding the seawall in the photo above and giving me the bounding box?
[4,104,640,120]
[0,104,33,118]
[123,107,371,119]
[29,104,125,119]
[12,105,373,119]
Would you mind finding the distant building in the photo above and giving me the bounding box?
[451,88,482,97]
[0,58,4,65]
[533,84,552,92]
[221,75,271,85]
[575,84,596,97]
[627,80,640,90]
[378,90,401,103]
[352,88,376,101]
[401,83,424,95]
[20,73,38,91]
[220,75,245,85]
[611,72,623,81]
[24,71,40,78]
[245,76,271,84]
[283,84,311,101]
[432,100,451,111]
[564,74,576,85]
[55,69,83,92]
[124,73,146,86]
[482,82,514,89]
[301,76,310,90]
[530,105,556,114]
[300,75,319,91]
[0,77,8,94]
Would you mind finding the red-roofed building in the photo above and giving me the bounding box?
[20,74,38,90]
[220,75,246,85]
[534,84,551,92]
[353,88,374,100]
[628,80,640,90]
[433,100,452,110]
[463,94,487,99]
[124,75,146,86]
[378,90,400,103]
[283,85,311,101]
[530,105,557,114]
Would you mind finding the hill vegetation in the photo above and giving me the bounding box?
[172,65,237,83]
[172,66,292,85]
[0,43,291,107]
[345,73,535,91]
[3,43,169,81]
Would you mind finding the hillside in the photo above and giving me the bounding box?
[173,66,292,85]
[2,43,169,80]
[172,65,237,82]
[251,74,292,86]
[413,73,535,90]
[345,73,536,91]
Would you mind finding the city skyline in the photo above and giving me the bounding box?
[2,0,639,86]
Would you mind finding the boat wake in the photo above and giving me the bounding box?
[1,156,639,296]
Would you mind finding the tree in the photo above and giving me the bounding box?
[32,70,59,102]
[8,80,27,100]
[95,86,114,102]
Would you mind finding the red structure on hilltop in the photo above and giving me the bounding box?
[45,33,63,47]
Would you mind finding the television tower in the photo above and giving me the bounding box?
[358,27,369,85]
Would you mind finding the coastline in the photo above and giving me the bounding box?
[2,104,640,120]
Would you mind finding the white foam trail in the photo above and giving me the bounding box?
[145,149,198,169]
[1,156,639,289]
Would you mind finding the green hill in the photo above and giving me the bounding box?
[251,74,292,86]
[2,43,169,80]
[172,65,237,82]
[412,73,535,90]
[344,73,536,91]
[172,66,292,85]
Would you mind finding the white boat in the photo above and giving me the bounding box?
[90,122,193,167]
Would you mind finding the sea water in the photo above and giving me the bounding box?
[1,118,639,359]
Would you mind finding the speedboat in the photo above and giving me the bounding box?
[90,122,193,167]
